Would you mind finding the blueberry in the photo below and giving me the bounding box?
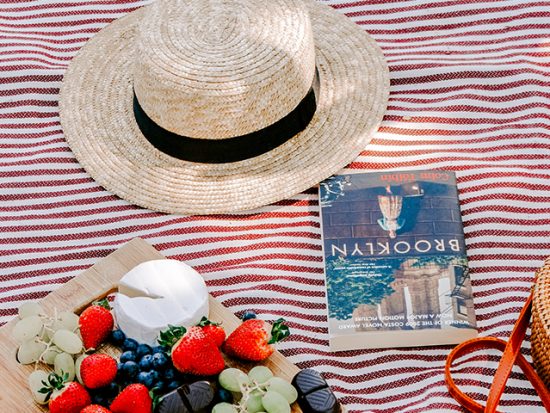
[149,370,160,383]
[91,393,109,407]
[241,310,257,321]
[120,351,137,363]
[139,354,153,371]
[110,329,126,346]
[166,380,181,392]
[137,371,155,388]
[101,382,119,398]
[151,352,168,370]
[136,343,152,358]
[122,338,138,352]
[152,345,168,355]
[153,379,165,392]
[217,388,233,403]
[163,367,177,381]
[122,361,139,378]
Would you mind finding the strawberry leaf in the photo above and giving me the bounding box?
[93,297,111,310]
[150,388,161,411]
[158,325,187,348]
[197,316,220,327]
[38,372,65,401]
[268,318,290,344]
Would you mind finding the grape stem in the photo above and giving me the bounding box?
[233,379,270,412]
[30,307,84,370]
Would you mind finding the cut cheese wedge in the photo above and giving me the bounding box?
[113,259,209,346]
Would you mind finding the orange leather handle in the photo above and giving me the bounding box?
[445,292,550,412]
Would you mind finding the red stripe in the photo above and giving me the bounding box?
[332,0,503,10]
[358,11,550,33]
[0,7,138,20]
[468,241,550,249]
[349,2,548,22]
[0,1,141,11]
[377,25,550,45]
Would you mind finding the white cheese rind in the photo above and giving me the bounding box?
[114,259,209,346]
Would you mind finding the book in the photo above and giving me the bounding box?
[319,170,477,351]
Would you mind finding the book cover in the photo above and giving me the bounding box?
[319,170,477,351]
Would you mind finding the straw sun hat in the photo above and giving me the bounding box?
[59,0,389,215]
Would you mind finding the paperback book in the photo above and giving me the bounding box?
[319,170,477,351]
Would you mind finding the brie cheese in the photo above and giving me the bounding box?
[114,259,209,346]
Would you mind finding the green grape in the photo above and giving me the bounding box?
[267,377,298,404]
[262,391,290,413]
[245,389,264,413]
[17,339,47,365]
[212,402,237,413]
[28,370,49,405]
[41,345,62,365]
[52,329,82,354]
[13,316,43,343]
[75,354,87,384]
[53,311,79,332]
[18,302,44,319]
[218,368,249,392]
[248,365,273,384]
[54,352,75,382]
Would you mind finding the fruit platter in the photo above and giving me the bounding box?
[0,238,342,413]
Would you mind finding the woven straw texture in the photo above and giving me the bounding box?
[531,257,550,388]
[2,1,550,412]
[58,0,389,215]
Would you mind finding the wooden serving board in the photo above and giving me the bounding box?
[0,238,301,412]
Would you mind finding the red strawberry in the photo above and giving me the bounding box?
[49,381,91,413]
[197,317,225,348]
[81,405,112,413]
[223,318,290,361]
[79,299,114,350]
[158,325,225,376]
[110,383,152,413]
[80,353,118,389]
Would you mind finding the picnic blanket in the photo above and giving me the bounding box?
[1,1,549,411]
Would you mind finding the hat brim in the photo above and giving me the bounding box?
[59,0,389,215]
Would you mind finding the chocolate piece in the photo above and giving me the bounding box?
[292,368,328,395]
[292,369,341,413]
[302,388,340,413]
[156,381,215,413]
[156,392,187,413]
[183,381,214,411]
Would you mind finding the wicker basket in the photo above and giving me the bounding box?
[531,257,550,388]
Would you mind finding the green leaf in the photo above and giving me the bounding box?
[197,316,219,327]
[268,318,290,344]
[157,324,186,348]
[93,297,111,310]
[150,388,162,411]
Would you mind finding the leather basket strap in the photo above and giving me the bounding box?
[445,292,550,412]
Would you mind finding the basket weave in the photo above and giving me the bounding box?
[531,257,550,388]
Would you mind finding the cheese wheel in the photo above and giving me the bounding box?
[114,259,209,346]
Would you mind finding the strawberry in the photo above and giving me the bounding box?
[79,299,114,350]
[110,383,152,413]
[223,318,290,361]
[80,353,118,389]
[39,373,91,413]
[81,405,112,413]
[158,325,225,376]
[197,316,225,347]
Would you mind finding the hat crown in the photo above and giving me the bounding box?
[133,0,316,140]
